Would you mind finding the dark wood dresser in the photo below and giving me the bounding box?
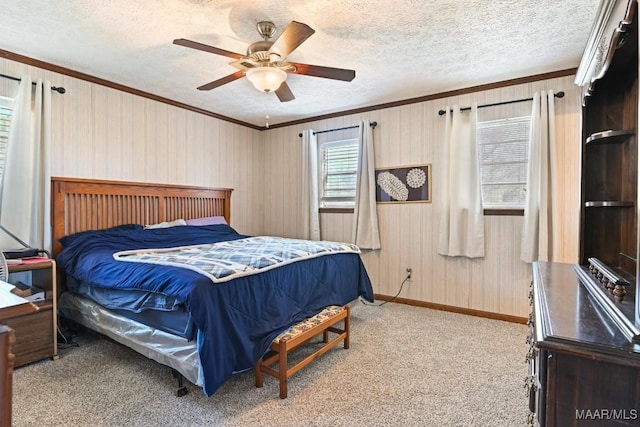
[541,2,640,424]
[528,262,640,426]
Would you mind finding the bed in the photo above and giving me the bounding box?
[51,177,374,396]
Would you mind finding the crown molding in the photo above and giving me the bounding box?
[0,48,262,130]
[1,48,576,132]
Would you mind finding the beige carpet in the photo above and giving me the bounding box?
[12,302,529,426]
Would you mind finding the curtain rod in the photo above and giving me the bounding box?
[298,121,377,137]
[0,72,66,94]
[437,91,564,116]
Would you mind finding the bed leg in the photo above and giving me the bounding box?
[172,369,189,397]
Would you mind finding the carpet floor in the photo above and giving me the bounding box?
[12,302,529,426]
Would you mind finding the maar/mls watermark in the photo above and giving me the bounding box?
[576,409,638,421]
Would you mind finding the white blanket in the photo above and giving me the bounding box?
[113,236,360,283]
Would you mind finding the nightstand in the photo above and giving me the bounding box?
[0,260,58,367]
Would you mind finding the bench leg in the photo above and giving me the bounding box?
[344,306,350,349]
[278,340,288,399]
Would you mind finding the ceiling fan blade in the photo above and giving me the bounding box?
[268,21,315,59]
[275,82,295,102]
[197,70,245,91]
[173,38,244,60]
[288,62,356,81]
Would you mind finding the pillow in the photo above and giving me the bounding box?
[185,216,228,226]
[144,219,187,229]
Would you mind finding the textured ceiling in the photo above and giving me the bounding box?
[1,0,600,127]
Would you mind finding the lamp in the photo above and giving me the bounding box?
[246,67,287,93]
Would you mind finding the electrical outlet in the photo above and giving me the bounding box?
[406,266,412,279]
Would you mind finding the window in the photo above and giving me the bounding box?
[0,97,13,184]
[319,138,359,209]
[477,116,530,209]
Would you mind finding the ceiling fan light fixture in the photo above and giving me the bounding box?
[246,67,287,93]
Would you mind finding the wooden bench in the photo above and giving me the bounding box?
[255,305,350,399]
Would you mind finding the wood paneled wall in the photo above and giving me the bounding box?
[0,55,581,318]
[260,76,582,318]
[0,58,263,236]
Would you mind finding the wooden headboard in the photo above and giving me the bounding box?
[51,177,233,257]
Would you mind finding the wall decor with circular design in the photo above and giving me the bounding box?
[375,164,431,203]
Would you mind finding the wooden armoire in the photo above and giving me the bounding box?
[529,1,640,426]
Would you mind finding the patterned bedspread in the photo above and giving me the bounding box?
[113,236,361,283]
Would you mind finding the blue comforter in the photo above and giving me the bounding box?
[56,224,374,396]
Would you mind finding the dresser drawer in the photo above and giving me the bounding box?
[1,307,54,367]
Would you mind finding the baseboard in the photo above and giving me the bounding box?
[372,293,527,324]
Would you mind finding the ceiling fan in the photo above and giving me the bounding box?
[173,20,356,102]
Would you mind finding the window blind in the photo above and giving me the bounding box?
[0,102,12,183]
[477,116,530,208]
[319,138,359,208]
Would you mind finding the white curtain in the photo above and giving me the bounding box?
[0,76,52,252]
[521,91,556,263]
[352,120,380,249]
[437,103,485,258]
[301,129,320,240]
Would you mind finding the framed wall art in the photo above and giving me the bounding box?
[375,164,431,203]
